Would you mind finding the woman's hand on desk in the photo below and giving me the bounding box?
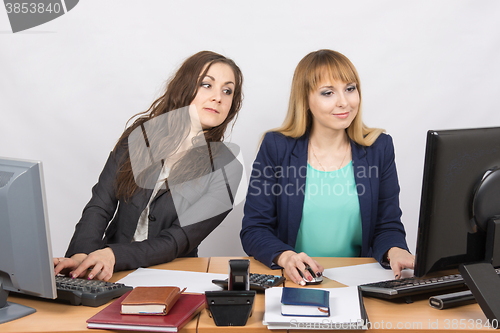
[387,247,415,279]
[53,248,115,281]
[276,251,324,286]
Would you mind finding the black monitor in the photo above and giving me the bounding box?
[413,127,500,322]
[0,157,56,324]
[414,127,500,278]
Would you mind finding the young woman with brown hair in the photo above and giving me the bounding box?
[54,51,243,281]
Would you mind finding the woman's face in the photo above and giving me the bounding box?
[308,79,359,133]
[190,62,236,130]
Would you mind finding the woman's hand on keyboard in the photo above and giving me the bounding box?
[70,248,116,281]
[53,254,86,276]
[387,247,415,279]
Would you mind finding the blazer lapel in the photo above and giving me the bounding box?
[351,141,372,257]
[153,182,170,200]
[288,133,309,247]
[131,188,152,211]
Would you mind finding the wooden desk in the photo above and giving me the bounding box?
[0,257,209,333]
[2,257,494,332]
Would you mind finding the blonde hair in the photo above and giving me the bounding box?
[270,49,383,146]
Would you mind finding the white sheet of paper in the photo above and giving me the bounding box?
[117,268,227,293]
[263,286,364,330]
[322,263,414,286]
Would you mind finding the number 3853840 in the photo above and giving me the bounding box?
[5,3,62,14]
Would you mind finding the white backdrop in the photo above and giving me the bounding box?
[1,0,500,259]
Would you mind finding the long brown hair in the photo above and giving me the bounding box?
[114,51,243,200]
[271,49,383,145]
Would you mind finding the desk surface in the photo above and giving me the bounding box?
[0,258,209,333]
[1,257,493,333]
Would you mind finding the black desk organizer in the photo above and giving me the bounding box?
[205,259,256,326]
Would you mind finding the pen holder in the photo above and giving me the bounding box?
[205,290,256,326]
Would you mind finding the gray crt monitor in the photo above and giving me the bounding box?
[0,157,56,324]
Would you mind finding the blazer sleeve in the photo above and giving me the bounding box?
[65,149,122,257]
[108,153,243,271]
[370,135,409,264]
[240,133,295,268]
[107,219,191,272]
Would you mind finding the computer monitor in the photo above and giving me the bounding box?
[414,127,500,278]
[0,157,56,324]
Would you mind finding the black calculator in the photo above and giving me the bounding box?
[212,273,285,291]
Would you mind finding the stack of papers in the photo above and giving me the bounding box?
[264,286,367,330]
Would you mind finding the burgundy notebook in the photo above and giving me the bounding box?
[87,291,205,332]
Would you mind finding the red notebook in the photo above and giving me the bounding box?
[87,291,205,332]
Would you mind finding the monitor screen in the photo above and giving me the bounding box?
[0,157,56,324]
[414,127,500,277]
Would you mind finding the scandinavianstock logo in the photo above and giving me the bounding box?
[3,0,79,33]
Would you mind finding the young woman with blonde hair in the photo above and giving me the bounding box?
[241,49,414,285]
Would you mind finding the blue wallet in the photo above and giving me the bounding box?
[280,287,330,317]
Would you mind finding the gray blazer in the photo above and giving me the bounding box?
[66,142,242,271]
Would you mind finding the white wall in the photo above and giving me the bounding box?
[1,0,500,259]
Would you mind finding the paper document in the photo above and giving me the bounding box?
[117,268,227,294]
[323,263,414,286]
[264,286,366,330]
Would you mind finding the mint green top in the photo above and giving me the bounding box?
[295,161,362,257]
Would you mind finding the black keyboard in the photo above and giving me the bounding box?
[55,276,133,306]
[212,273,285,291]
[359,268,500,299]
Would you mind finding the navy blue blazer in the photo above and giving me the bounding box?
[240,131,409,268]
